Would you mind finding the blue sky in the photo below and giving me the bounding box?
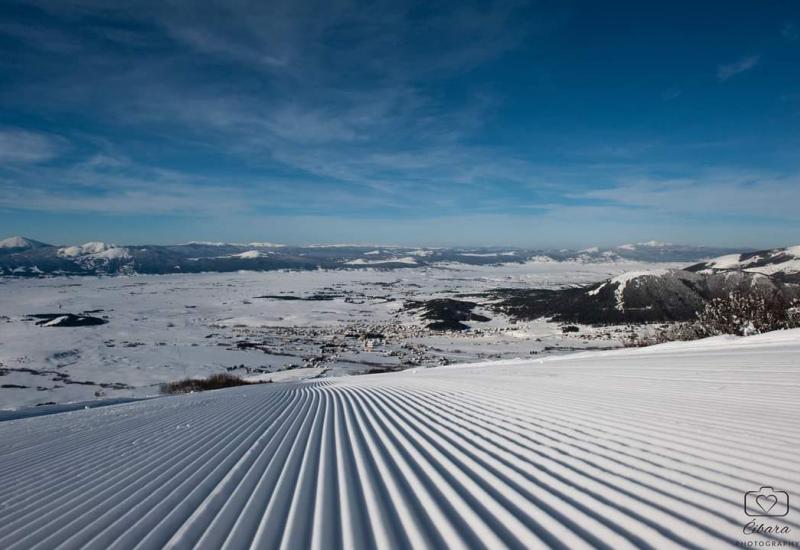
[0,0,798,247]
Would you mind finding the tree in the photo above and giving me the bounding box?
[696,289,800,337]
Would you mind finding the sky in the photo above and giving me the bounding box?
[0,0,799,248]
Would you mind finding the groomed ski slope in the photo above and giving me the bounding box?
[1,331,799,549]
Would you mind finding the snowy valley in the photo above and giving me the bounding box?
[1,256,680,410]
[2,238,799,411]
[1,238,799,549]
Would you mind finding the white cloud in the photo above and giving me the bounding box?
[11,1,530,151]
[0,129,62,163]
[0,151,254,215]
[717,55,760,81]
[573,170,800,221]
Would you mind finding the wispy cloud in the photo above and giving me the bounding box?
[2,0,535,196]
[0,128,63,163]
[0,151,253,215]
[572,170,800,222]
[717,55,760,81]
[1,1,797,247]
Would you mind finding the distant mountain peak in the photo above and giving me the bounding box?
[0,236,49,249]
[615,241,672,250]
[183,241,285,248]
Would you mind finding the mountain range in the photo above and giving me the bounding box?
[0,236,745,277]
[488,245,800,324]
[4,235,798,326]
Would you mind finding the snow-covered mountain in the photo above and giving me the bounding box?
[1,329,798,548]
[0,236,741,277]
[608,241,742,262]
[56,242,134,274]
[0,236,50,252]
[4,236,795,326]
[492,267,799,324]
[480,244,800,324]
[687,245,800,283]
[616,240,670,249]
[57,241,121,257]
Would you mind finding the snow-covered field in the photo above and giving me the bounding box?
[0,260,675,409]
[1,329,798,548]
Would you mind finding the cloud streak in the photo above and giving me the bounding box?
[717,55,760,81]
[0,128,63,163]
[573,170,800,222]
[1,0,536,199]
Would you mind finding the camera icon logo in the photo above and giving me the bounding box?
[744,487,790,517]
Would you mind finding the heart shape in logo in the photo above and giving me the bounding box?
[756,494,778,513]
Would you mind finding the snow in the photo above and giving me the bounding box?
[78,241,112,254]
[57,246,82,257]
[617,241,671,251]
[701,245,800,275]
[607,269,669,310]
[586,281,606,296]
[587,269,671,305]
[306,243,380,248]
[0,260,679,410]
[57,242,131,269]
[246,242,284,248]
[41,315,69,327]
[393,256,424,264]
[706,253,744,269]
[0,330,798,548]
[345,256,418,265]
[94,247,131,260]
[183,241,285,248]
[243,366,326,382]
[460,252,517,257]
[0,236,36,249]
[58,242,123,258]
[233,250,271,259]
[746,258,800,275]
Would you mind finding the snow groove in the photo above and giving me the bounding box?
[1,333,799,549]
